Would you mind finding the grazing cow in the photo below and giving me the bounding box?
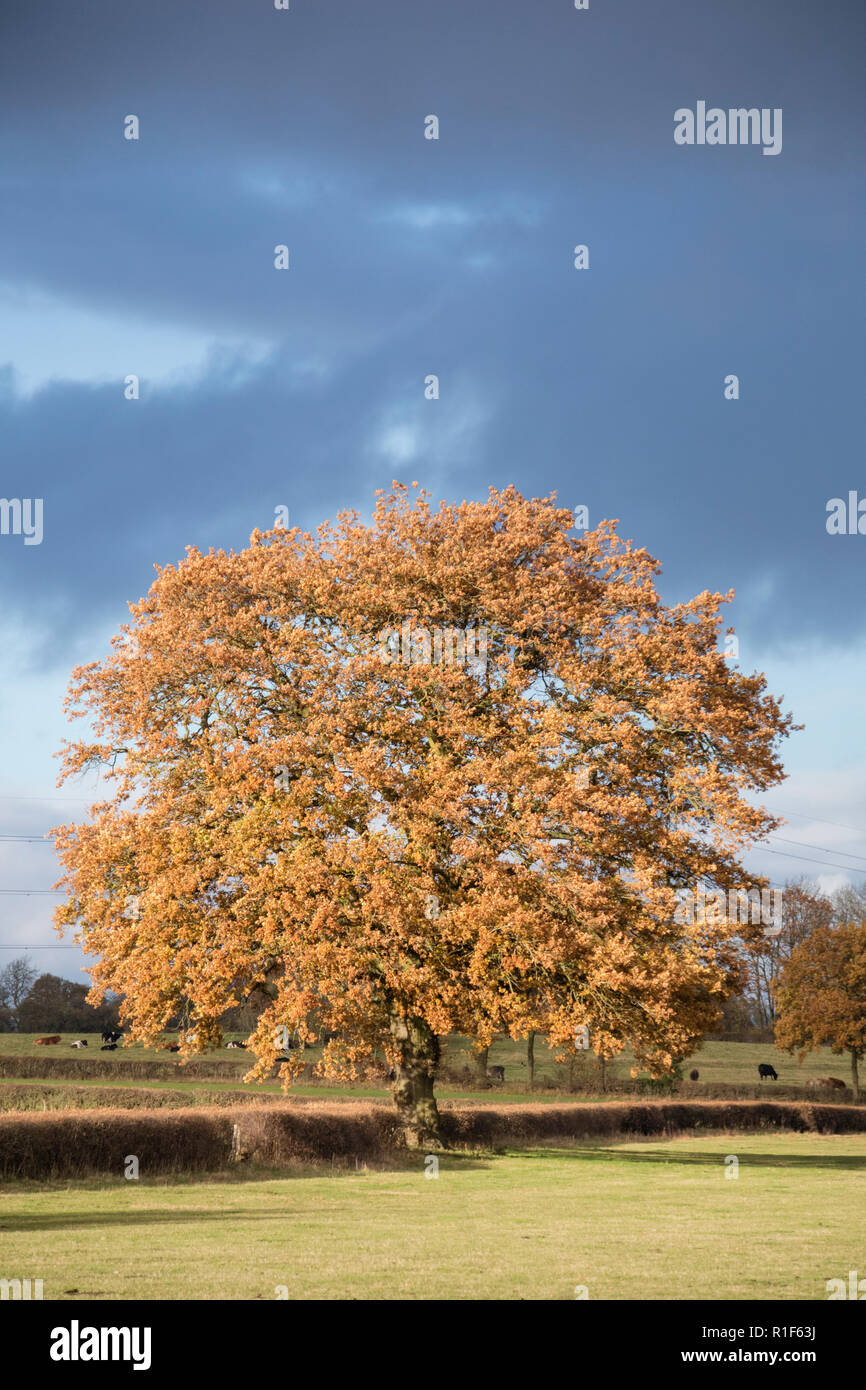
[101,1030,121,1045]
[101,1043,118,1051]
[487,1065,505,1083]
[758,1063,778,1081]
[34,1035,61,1045]
[819,1077,846,1090]
[689,1069,699,1081]
[70,1040,88,1048]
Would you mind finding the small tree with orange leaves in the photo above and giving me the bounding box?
[53,485,793,1146]
[775,922,866,1100]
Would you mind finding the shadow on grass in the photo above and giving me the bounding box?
[0,1150,492,1211]
[517,1143,866,1171]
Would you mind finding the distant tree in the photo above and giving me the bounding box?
[717,992,760,1036]
[775,923,866,1100]
[17,974,121,1034]
[831,882,866,925]
[744,879,834,1029]
[0,954,38,1026]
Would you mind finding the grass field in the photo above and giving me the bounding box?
[1,1133,863,1300]
[0,1034,855,1107]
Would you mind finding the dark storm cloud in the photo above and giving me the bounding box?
[0,0,862,665]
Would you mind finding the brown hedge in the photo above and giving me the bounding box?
[2,1098,865,1180]
[440,1099,866,1145]
[0,1083,292,1114]
[0,1054,248,1082]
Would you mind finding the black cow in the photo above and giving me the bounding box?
[101,1043,118,1051]
[487,1065,505,1083]
[101,1030,121,1045]
[758,1063,778,1081]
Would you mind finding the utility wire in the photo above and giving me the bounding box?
[768,835,866,864]
[765,806,866,836]
[753,847,866,875]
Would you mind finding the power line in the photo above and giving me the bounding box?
[0,835,56,843]
[769,835,866,864]
[0,794,95,802]
[0,889,64,895]
[766,806,866,836]
[753,846,866,875]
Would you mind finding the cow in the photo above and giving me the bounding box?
[487,1065,505,1083]
[825,1077,846,1090]
[225,1041,246,1049]
[70,1040,88,1048]
[689,1069,699,1081]
[101,1043,118,1051]
[101,1030,121,1045]
[758,1063,778,1081]
[34,1035,61,1045]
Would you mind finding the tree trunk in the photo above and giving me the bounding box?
[851,1050,860,1103]
[472,1044,489,1086]
[389,1012,442,1148]
[599,1056,606,1093]
[527,1031,536,1089]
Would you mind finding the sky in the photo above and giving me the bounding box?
[0,0,864,985]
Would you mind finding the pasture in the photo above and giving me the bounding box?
[1,1035,861,1301]
[1,1133,863,1300]
[0,1034,856,1108]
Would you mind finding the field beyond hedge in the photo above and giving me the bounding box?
[0,1035,857,1106]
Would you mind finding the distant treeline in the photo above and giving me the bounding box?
[0,962,121,1034]
[0,956,260,1036]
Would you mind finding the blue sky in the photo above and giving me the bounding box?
[1,0,864,983]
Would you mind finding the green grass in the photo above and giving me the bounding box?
[0,1034,856,1117]
[1,1133,862,1300]
[0,1034,853,1107]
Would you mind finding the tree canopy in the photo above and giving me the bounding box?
[53,485,794,1143]
[775,921,866,1099]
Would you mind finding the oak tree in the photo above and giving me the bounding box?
[53,485,793,1145]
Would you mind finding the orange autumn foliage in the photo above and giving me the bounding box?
[775,922,866,1100]
[53,484,794,1142]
